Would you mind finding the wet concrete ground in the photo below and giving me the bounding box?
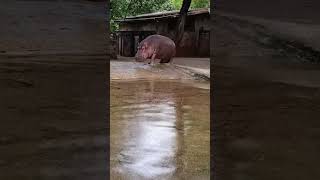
[212,12,320,180]
[110,61,210,179]
[111,57,210,80]
[0,1,108,179]
[0,56,108,179]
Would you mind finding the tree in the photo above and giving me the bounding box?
[110,0,175,32]
[110,0,209,32]
[174,0,192,45]
[172,0,209,10]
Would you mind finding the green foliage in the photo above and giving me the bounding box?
[171,0,182,10]
[111,0,174,32]
[190,0,210,9]
[172,0,209,9]
[110,0,209,32]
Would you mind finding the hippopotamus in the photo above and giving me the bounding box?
[135,34,176,65]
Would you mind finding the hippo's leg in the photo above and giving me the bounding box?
[169,58,174,65]
[150,51,157,65]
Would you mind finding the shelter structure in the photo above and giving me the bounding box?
[115,8,210,57]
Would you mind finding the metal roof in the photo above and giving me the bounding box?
[115,8,210,23]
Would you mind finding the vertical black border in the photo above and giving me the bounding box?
[210,0,215,179]
[106,0,111,179]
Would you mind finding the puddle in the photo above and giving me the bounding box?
[111,80,210,179]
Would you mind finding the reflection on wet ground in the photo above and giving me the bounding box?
[110,61,196,80]
[111,80,210,180]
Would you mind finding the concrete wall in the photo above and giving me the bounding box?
[0,0,107,55]
[110,33,118,59]
[216,0,320,24]
[215,0,320,51]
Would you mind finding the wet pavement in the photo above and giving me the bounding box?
[212,12,320,180]
[0,1,108,179]
[110,61,210,179]
[111,58,210,81]
[0,57,108,179]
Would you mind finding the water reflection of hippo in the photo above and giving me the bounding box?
[135,35,176,65]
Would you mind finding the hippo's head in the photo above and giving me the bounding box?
[135,42,153,62]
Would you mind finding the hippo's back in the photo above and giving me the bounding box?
[143,35,176,63]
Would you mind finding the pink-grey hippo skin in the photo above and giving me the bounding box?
[135,35,176,65]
